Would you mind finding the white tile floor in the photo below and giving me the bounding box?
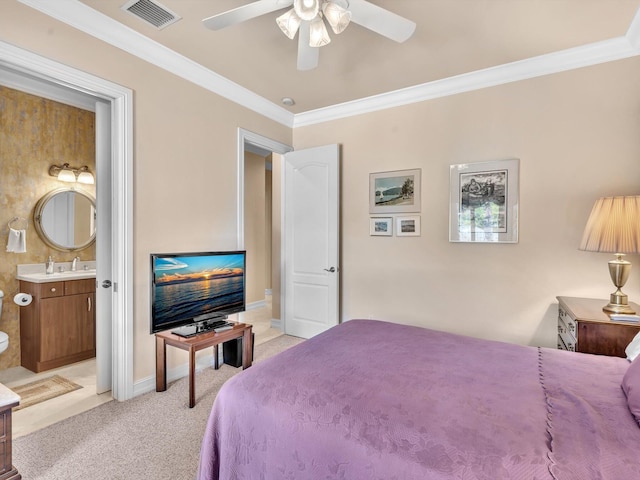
[0,297,280,438]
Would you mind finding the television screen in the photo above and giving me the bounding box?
[150,251,246,334]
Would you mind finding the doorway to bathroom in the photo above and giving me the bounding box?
[0,73,110,434]
[0,41,134,432]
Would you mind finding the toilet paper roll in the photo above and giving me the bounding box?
[13,293,32,306]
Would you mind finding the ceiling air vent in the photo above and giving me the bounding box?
[121,0,181,30]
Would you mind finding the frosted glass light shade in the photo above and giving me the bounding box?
[77,171,95,185]
[322,2,351,34]
[57,167,76,183]
[580,196,640,253]
[276,9,301,39]
[309,15,331,47]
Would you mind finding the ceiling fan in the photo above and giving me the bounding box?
[202,0,416,71]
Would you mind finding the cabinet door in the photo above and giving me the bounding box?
[576,322,640,357]
[40,293,96,362]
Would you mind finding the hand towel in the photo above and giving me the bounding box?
[6,228,26,253]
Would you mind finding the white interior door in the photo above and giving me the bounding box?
[283,144,340,338]
[95,101,112,394]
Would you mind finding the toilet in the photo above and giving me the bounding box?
[0,291,7,354]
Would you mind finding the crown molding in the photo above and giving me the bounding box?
[18,0,295,128]
[293,35,640,127]
[18,0,640,130]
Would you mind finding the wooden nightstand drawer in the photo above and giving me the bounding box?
[558,306,576,341]
[557,332,575,352]
[557,296,640,357]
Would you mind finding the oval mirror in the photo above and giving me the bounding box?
[34,188,96,252]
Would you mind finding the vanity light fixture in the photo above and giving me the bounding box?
[48,163,95,185]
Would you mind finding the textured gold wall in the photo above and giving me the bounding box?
[0,86,96,370]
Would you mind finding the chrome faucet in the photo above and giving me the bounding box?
[71,256,80,271]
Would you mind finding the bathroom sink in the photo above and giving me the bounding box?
[59,269,96,275]
[17,270,97,283]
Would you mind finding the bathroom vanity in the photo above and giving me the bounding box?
[18,276,96,373]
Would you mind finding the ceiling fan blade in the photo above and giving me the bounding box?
[347,0,416,43]
[297,22,319,71]
[203,0,293,30]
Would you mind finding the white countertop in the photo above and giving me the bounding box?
[17,270,97,283]
[17,261,96,283]
[0,383,20,408]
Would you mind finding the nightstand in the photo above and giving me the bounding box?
[557,296,640,357]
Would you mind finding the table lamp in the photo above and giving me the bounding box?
[579,196,640,314]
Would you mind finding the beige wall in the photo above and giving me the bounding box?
[0,86,96,370]
[293,56,640,348]
[0,2,291,381]
[244,152,267,305]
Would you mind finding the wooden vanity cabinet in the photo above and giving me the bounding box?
[19,278,96,373]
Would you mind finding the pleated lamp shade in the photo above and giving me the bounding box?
[579,195,640,314]
[579,196,640,254]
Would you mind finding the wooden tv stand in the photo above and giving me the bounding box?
[155,322,253,408]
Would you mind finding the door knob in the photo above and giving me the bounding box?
[324,267,336,273]
[102,280,112,288]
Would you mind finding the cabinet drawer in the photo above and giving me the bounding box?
[558,306,577,341]
[64,279,95,295]
[558,332,575,352]
[38,282,65,299]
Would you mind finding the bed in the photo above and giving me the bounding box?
[197,319,640,480]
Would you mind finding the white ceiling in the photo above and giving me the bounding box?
[16,0,640,126]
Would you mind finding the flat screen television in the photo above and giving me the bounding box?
[150,250,246,335]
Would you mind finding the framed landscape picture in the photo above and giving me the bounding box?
[369,168,421,214]
[449,158,519,243]
[369,217,393,236]
[396,215,421,237]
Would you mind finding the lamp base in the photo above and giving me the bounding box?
[603,290,636,314]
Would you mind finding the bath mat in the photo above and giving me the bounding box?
[11,375,82,411]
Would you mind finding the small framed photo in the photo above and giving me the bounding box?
[396,216,421,237]
[370,217,393,236]
[449,158,519,243]
[370,168,421,214]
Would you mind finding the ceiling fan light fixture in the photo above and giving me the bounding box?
[322,1,351,34]
[293,0,320,21]
[309,15,331,47]
[276,9,301,39]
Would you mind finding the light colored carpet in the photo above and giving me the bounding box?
[12,375,82,411]
[13,334,304,480]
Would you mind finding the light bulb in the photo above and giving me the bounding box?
[293,0,319,21]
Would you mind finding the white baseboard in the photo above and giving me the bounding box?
[265,289,272,296]
[271,318,282,330]
[246,299,267,311]
[132,352,218,398]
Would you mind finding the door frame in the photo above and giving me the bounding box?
[236,128,292,328]
[0,41,134,401]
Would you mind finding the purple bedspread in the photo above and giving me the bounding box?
[197,320,640,480]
